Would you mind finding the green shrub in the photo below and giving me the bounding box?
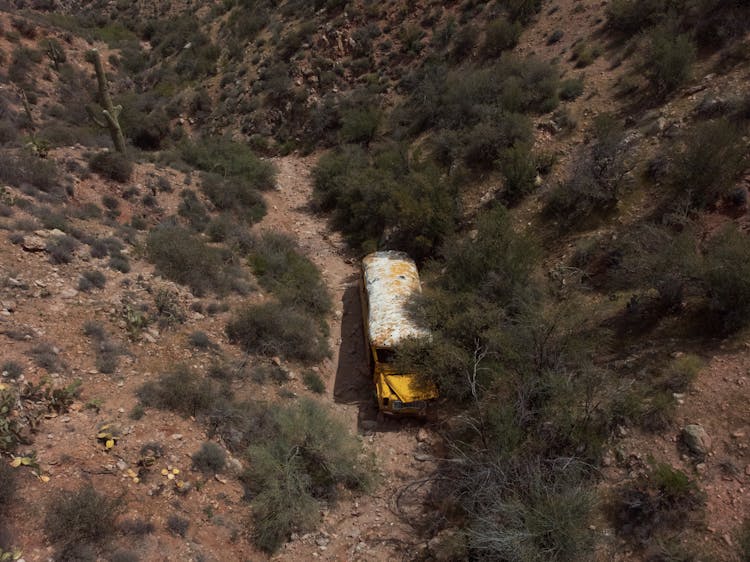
[466,468,594,560]
[89,152,133,183]
[200,173,267,224]
[398,57,558,138]
[660,354,703,393]
[180,137,276,190]
[0,119,18,145]
[118,94,171,151]
[612,463,705,545]
[0,384,19,453]
[178,189,210,232]
[251,363,289,385]
[243,398,371,552]
[83,321,106,340]
[0,150,59,193]
[109,253,131,273]
[110,550,139,562]
[248,231,331,315]
[671,119,747,209]
[606,0,666,34]
[206,213,234,242]
[702,226,750,333]
[11,17,37,39]
[504,0,543,23]
[45,485,121,547]
[95,339,120,374]
[146,224,235,296]
[481,17,521,58]
[312,144,457,260]
[399,24,425,54]
[166,514,189,537]
[188,330,215,349]
[46,235,78,264]
[1,361,23,380]
[8,46,40,86]
[544,114,630,229]
[451,23,477,60]
[226,302,329,363]
[559,77,584,100]
[78,269,106,291]
[339,106,380,145]
[302,370,325,394]
[642,27,696,96]
[499,143,537,204]
[571,42,599,68]
[0,461,16,507]
[137,364,219,417]
[228,3,269,41]
[191,442,226,473]
[547,29,564,45]
[462,114,533,170]
[614,225,700,311]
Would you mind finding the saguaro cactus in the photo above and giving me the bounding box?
[44,39,65,71]
[86,48,126,153]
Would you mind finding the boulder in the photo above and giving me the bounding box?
[682,424,711,456]
[22,235,47,252]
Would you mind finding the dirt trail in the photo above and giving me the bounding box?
[259,155,438,561]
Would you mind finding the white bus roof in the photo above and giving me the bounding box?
[362,251,429,349]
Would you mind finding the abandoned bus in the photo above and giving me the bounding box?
[360,251,438,415]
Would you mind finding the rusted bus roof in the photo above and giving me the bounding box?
[362,251,429,348]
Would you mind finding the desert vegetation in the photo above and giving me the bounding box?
[0,0,748,560]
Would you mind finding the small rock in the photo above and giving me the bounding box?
[682,424,711,456]
[417,428,430,443]
[731,430,746,439]
[413,453,432,462]
[116,460,128,471]
[143,333,157,344]
[695,462,707,474]
[171,433,183,440]
[61,288,78,299]
[226,457,243,476]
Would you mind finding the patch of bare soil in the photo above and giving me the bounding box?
[598,342,750,560]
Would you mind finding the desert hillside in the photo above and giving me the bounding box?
[1,1,749,561]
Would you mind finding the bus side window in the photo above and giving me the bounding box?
[376,348,396,363]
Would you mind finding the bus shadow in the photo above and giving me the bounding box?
[333,282,426,434]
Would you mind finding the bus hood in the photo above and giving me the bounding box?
[383,373,438,403]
